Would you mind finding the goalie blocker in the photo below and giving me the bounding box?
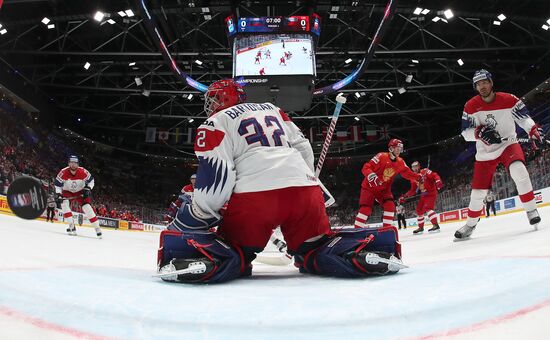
[156,226,406,283]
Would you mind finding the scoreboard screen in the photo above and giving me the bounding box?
[225,15,321,36]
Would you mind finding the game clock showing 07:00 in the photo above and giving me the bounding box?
[225,15,321,36]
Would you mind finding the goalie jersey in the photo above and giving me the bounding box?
[461,92,536,161]
[192,102,318,220]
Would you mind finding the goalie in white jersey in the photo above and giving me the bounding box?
[156,79,405,283]
[455,69,545,240]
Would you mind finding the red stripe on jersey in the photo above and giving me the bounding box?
[278,109,291,122]
[89,216,98,223]
[463,92,519,115]
[194,128,226,152]
[63,212,73,218]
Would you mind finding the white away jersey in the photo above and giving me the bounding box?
[54,166,95,194]
[461,92,536,161]
[191,102,318,219]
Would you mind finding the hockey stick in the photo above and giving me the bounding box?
[315,93,347,177]
[502,137,549,145]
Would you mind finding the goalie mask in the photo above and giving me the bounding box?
[204,79,247,117]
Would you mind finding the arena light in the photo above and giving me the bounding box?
[411,59,419,64]
[497,14,506,21]
[94,11,105,22]
[142,89,150,97]
[0,29,7,35]
[493,21,501,26]
[135,77,142,86]
[194,59,203,65]
[345,58,352,64]
[41,17,51,25]
[405,74,413,83]
[187,94,194,100]
[188,118,195,123]
[117,11,126,17]
[129,62,136,66]
[432,16,441,22]
[107,19,116,25]
[547,19,550,25]
[354,92,361,98]
[204,15,212,20]
[543,24,549,31]
[331,6,340,12]
[457,58,464,66]
[385,95,391,100]
[201,7,210,13]
[413,8,422,15]
[47,24,55,29]
[83,62,91,69]
[421,9,430,15]
[329,13,337,19]
[443,9,454,19]
[387,91,393,97]
[354,116,360,121]
[398,87,406,94]
[125,9,135,17]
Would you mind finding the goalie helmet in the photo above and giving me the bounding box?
[472,69,492,89]
[204,79,247,117]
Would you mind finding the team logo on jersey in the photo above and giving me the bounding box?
[485,114,498,129]
[382,168,395,182]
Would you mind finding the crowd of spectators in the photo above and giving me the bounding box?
[0,100,194,223]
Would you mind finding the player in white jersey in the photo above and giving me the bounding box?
[455,70,545,240]
[156,79,405,283]
[55,156,102,238]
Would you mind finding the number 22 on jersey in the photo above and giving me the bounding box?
[238,115,288,147]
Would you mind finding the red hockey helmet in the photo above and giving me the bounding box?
[204,79,247,116]
[388,138,403,151]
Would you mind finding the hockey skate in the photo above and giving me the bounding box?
[527,209,541,230]
[349,251,408,275]
[454,224,476,241]
[66,223,77,236]
[412,227,424,235]
[155,258,216,283]
[95,227,103,239]
[428,222,441,233]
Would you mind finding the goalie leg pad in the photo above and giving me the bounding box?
[296,227,404,278]
[157,230,247,283]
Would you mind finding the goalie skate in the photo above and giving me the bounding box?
[454,224,476,241]
[154,258,214,282]
[66,224,77,236]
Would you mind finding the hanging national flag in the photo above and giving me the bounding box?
[307,126,317,143]
[349,125,362,142]
[183,127,195,144]
[145,127,157,143]
[365,125,378,142]
[172,128,181,144]
[380,124,390,140]
[336,129,349,142]
[158,129,169,141]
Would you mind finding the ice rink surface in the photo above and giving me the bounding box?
[1,206,550,340]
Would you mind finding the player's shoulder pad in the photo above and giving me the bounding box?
[496,92,519,105]
[464,96,483,114]
[277,107,292,122]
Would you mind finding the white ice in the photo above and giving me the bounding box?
[235,39,314,76]
[1,207,550,339]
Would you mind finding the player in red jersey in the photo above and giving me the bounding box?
[254,56,260,64]
[54,156,102,238]
[354,139,422,229]
[182,173,196,197]
[259,67,265,76]
[401,161,444,234]
[279,56,286,66]
[455,70,544,240]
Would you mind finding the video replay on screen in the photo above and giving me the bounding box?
[233,33,315,77]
